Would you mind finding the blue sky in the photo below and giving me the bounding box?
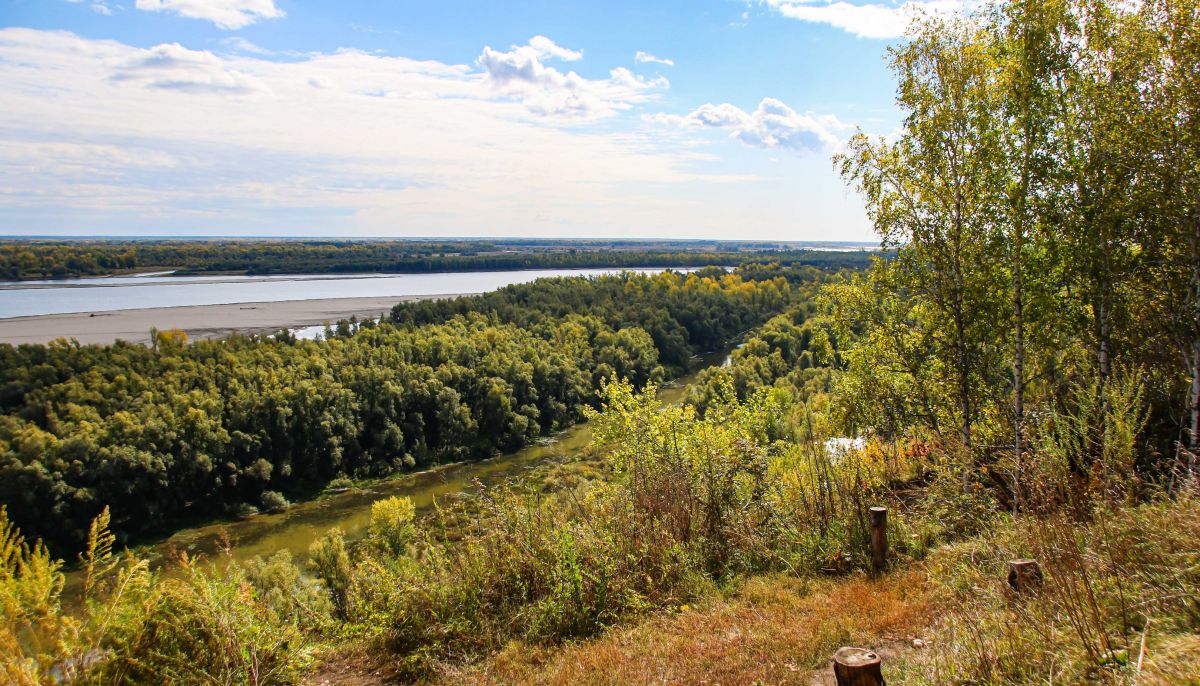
[0,0,967,240]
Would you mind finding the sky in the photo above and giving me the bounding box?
[0,0,969,241]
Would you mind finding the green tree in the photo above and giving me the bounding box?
[837,13,1007,449]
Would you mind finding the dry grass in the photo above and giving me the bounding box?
[426,571,934,686]
[1140,633,1200,686]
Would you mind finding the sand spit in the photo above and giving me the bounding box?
[0,294,463,346]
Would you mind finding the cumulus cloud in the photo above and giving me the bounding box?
[634,51,674,66]
[134,0,285,30]
[760,0,974,39]
[648,98,848,153]
[0,28,751,237]
[109,42,269,94]
[528,35,583,61]
[477,36,667,119]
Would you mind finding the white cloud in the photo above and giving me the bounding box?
[648,98,849,153]
[0,28,757,237]
[109,42,269,94]
[219,36,269,55]
[528,35,583,61]
[134,0,285,30]
[64,0,114,14]
[760,0,974,39]
[477,37,667,119]
[634,51,674,66]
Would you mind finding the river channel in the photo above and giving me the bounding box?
[0,268,688,319]
[106,351,722,574]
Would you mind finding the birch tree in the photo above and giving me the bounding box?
[837,14,1008,450]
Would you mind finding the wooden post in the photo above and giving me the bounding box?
[833,647,885,686]
[1007,558,1043,593]
[869,506,888,572]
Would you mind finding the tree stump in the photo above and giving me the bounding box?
[869,506,888,572]
[1007,558,1043,593]
[833,647,885,686]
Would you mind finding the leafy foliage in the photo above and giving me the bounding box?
[0,507,309,685]
[0,267,816,556]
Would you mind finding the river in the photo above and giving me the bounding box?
[0,268,687,319]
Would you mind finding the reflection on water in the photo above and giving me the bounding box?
[98,352,721,575]
[722,342,746,367]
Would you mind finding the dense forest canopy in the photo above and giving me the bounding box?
[0,265,829,556]
[0,238,874,280]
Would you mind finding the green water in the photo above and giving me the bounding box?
[109,353,719,572]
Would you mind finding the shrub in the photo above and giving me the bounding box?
[369,496,416,557]
[233,503,259,519]
[587,377,781,578]
[260,491,290,514]
[897,496,1200,684]
[244,551,333,633]
[0,506,309,686]
[310,529,352,620]
[118,560,308,685]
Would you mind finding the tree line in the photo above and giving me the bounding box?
[0,267,814,556]
[0,239,873,280]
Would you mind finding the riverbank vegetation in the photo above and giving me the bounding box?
[3,0,1200,682]
[0,266,821,556]
[0,238,873,280]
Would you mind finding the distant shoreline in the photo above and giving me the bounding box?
[0,294,462,346]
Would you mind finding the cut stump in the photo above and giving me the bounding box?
[833,646,885,686]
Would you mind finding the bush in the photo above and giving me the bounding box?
[898,497,1200,684]
[260,491,290,514]
[0,507,309,686]
[233,503,259,519]
[369,496,416,557]
[310,529,352,620]
[118,560,308,685]
[336,378,894,673]
[244,551,333,633]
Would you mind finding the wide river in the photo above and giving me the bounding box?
[0,268,684,319]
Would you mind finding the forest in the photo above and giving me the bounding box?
[0,266,812,556]
[0,238,873,280]
[2,0,1200,683]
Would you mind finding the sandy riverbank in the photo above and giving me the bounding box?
[0,294,462,346]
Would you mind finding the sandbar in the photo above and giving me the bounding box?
[0,294,461,346]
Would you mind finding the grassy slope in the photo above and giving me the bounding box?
[305,497,1200,686]
[429,572,931,686]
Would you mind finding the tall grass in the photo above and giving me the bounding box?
[296,378,916,676]
[6,365,1196,684]
[889,369,1200,685]
[0,507,314,685]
